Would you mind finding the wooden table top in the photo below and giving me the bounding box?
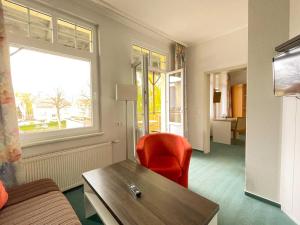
[82,160,219,225]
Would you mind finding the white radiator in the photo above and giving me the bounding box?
[22,142,113,191]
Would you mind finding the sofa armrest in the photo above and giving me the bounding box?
[6,179,59,207]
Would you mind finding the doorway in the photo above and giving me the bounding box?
[204,66,247,152]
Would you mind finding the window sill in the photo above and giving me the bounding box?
[21,131,104,148]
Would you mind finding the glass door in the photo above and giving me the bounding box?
[166,69,185,136]
[134,54,149,139]
[148,71,166,134]
[134,55,167,137]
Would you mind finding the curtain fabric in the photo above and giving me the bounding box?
[175,43,186,70]
[0,3,22,187]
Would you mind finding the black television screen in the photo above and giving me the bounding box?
[273,51,300,96]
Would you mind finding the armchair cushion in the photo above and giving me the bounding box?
[149,156,182,181]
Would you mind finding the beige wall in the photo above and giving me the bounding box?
[280,0,300,223]
[23,0,173,161]
[229,69,247,86]
[246,0,289,202]
[186,27,248,151]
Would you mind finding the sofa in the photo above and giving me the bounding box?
[0,179,81,225]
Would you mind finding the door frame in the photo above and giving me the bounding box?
[203,64,247,153]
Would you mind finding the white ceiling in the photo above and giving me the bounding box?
[93,0,248,46]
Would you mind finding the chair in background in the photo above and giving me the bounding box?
[231,117,246,139]
[136,133,192,188]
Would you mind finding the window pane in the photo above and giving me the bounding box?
[30,26,52,42]
[76,39,90,52]
[2,0,29,36]
[169,73,182,123]
[151,53,160,69]
[152,52,166,70]
[4,18,28,36]
[76,26,91,42]
[76,26,92,52]
[9,46,92,133]
[29,10,52,42]
[29,10,51,28]
[132,45,142,63]
[141,48,150,55]
[57,19,75,36]
[148,72,163,133]
[2,0,28,21]
[58,33,75,48]
[132,45,150,64]
[135,66,144,130]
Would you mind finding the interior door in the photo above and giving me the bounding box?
[166,69,185,136]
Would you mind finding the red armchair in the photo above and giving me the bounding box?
[136,133,192,188]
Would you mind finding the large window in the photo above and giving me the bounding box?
[2,0,100,145]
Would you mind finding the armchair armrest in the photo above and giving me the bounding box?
[178,137,192,170]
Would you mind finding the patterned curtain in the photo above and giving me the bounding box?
[175,43,186,70]
[0,2,22,187]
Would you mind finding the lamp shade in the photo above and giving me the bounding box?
[115,84,137,101]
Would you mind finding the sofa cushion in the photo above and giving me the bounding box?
[0,181,8,209]
[0,190,81,225]
[6,178,59,207]
[149,155,182,181]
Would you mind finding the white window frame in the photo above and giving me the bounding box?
[4,0,102,146]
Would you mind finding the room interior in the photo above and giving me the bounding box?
[210,68,247,145]
[0,0,299,225]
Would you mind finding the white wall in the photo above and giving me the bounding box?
[22,0,173,162]
[186,27,247,151]
[246,0,289,202]
[280,0,300,223]
[229,69,247,86]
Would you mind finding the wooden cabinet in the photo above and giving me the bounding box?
[231,84,247,117]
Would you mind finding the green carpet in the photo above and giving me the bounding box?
[64,137,296,225]
[64,187,103,225]
[189,138,296,225]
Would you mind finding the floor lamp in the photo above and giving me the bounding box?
[116,84,137,160]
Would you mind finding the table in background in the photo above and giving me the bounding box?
[212,118,237,145]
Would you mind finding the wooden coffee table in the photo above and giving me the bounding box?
[82,160,219,225]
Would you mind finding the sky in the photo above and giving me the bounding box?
[9,46,91,101]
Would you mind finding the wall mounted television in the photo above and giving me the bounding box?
[273,50,300,97]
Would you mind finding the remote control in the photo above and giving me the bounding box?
[128,184,142,198]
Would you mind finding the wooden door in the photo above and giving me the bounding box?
[231,84,246,118]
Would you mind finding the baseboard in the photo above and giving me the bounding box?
[193,148,204,153]
[244,191,281,208]
[63,184,83,193]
